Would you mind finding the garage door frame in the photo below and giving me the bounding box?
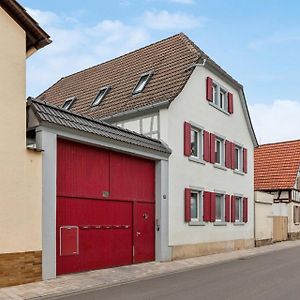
[37,126,171,280]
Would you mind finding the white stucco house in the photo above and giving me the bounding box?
[37,33,257,263]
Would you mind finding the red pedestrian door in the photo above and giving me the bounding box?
[134,202,155,263]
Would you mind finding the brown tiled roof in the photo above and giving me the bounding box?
[39,33,243,120]
[0,0,51,51]
[254,140,300,191]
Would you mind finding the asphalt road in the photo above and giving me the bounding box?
[49,246,300,300]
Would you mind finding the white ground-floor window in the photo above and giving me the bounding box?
[190,190,203,222]
[235,196,243,222]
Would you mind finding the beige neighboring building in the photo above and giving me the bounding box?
[0,0,50,287]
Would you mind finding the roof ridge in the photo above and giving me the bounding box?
[29,98,164,145]
[258,139,300,147]
[52,33,184,83]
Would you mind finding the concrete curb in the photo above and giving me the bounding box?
[1,240,300,300]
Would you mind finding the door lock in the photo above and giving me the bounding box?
[136,231,141,237]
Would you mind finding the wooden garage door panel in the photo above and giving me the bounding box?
[109,151,155,202]
[56,198,133,275]
[57,139,109,198]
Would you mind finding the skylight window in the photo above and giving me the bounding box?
[62,97,76,110]
[91,86,110,107]
[132,72,152,94]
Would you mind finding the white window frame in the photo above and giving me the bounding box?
[234,145,243,171]
[210,80,229,114]
[91,86,110,107]
[190,127,203,160]
[235,196,243,223]
[189,188,204,223]
[215,136,225,166]
[132,71,152,94]
[62,96,76,110]
[215,193,225,222]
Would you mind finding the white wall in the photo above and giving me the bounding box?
[254,191,273,241]
[160,65,255,246]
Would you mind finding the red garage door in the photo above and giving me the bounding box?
[56,139,155,275]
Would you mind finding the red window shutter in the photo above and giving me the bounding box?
[184,122,191,156]
[228,92,233,114]
[225,194,230,222]
[203,191,211,222]
[243,148,248,173]
[206,77,213,102]
[203,130,210,162]
[243,197,248,223]
[225,141,232,168]
[184,188,191,222]
[231,143,236,170]
[231,195,236,223]
[210,133,216,164]
[210,192,216,222]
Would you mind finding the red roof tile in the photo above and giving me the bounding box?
[254,140,300,191]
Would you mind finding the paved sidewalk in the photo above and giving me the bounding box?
[1,240,300,300]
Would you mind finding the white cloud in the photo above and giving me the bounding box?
[249,31,300,51]
[25,8,59,26]
[168,0,194,4]
[26,11,149,96]
[249,100,300,144]
[143,10,204,30]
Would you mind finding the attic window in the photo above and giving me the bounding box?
[132,72,152,94]
[91,87,110,107]
[62,97,76,110]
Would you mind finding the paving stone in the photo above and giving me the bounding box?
[1,240,300,300]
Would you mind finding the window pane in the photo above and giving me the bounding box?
[235,198,240,221]
[235,148,239,170]
[191,192,198,219]
[212,85,217,102]
[191,130,199,157]
[216,140,221,164]
[216,194,222,220]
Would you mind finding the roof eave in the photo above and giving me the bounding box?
[1,0,52,52]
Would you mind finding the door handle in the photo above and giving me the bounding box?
[136,231,141,237]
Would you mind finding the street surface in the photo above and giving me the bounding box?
[48,245,300,300]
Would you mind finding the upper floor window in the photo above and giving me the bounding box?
[215,193,225,222]
[133,72,152,94]
[191,127,203,159]
[91,87,110,107]
[206,77,233,114]
[62,97,76,110]
[234,145,243,171]
[235,196,243,222]
[215,136,225,165]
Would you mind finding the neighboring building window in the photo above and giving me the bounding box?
[235,145,243,171]
[294,206,300,223]
[91,87,110,107]
[133,72,152,94]
[190,190,203,222]
[235,196,243,222]
[215,193,225,222]
[215,136,224,165]
[62,97,76,110]
[191,127,203,159]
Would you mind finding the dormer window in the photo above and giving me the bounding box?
[91,86,110,107]
[132,72,152,94]
[62,97,76,110]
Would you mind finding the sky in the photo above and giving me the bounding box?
[20,0,300,144]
